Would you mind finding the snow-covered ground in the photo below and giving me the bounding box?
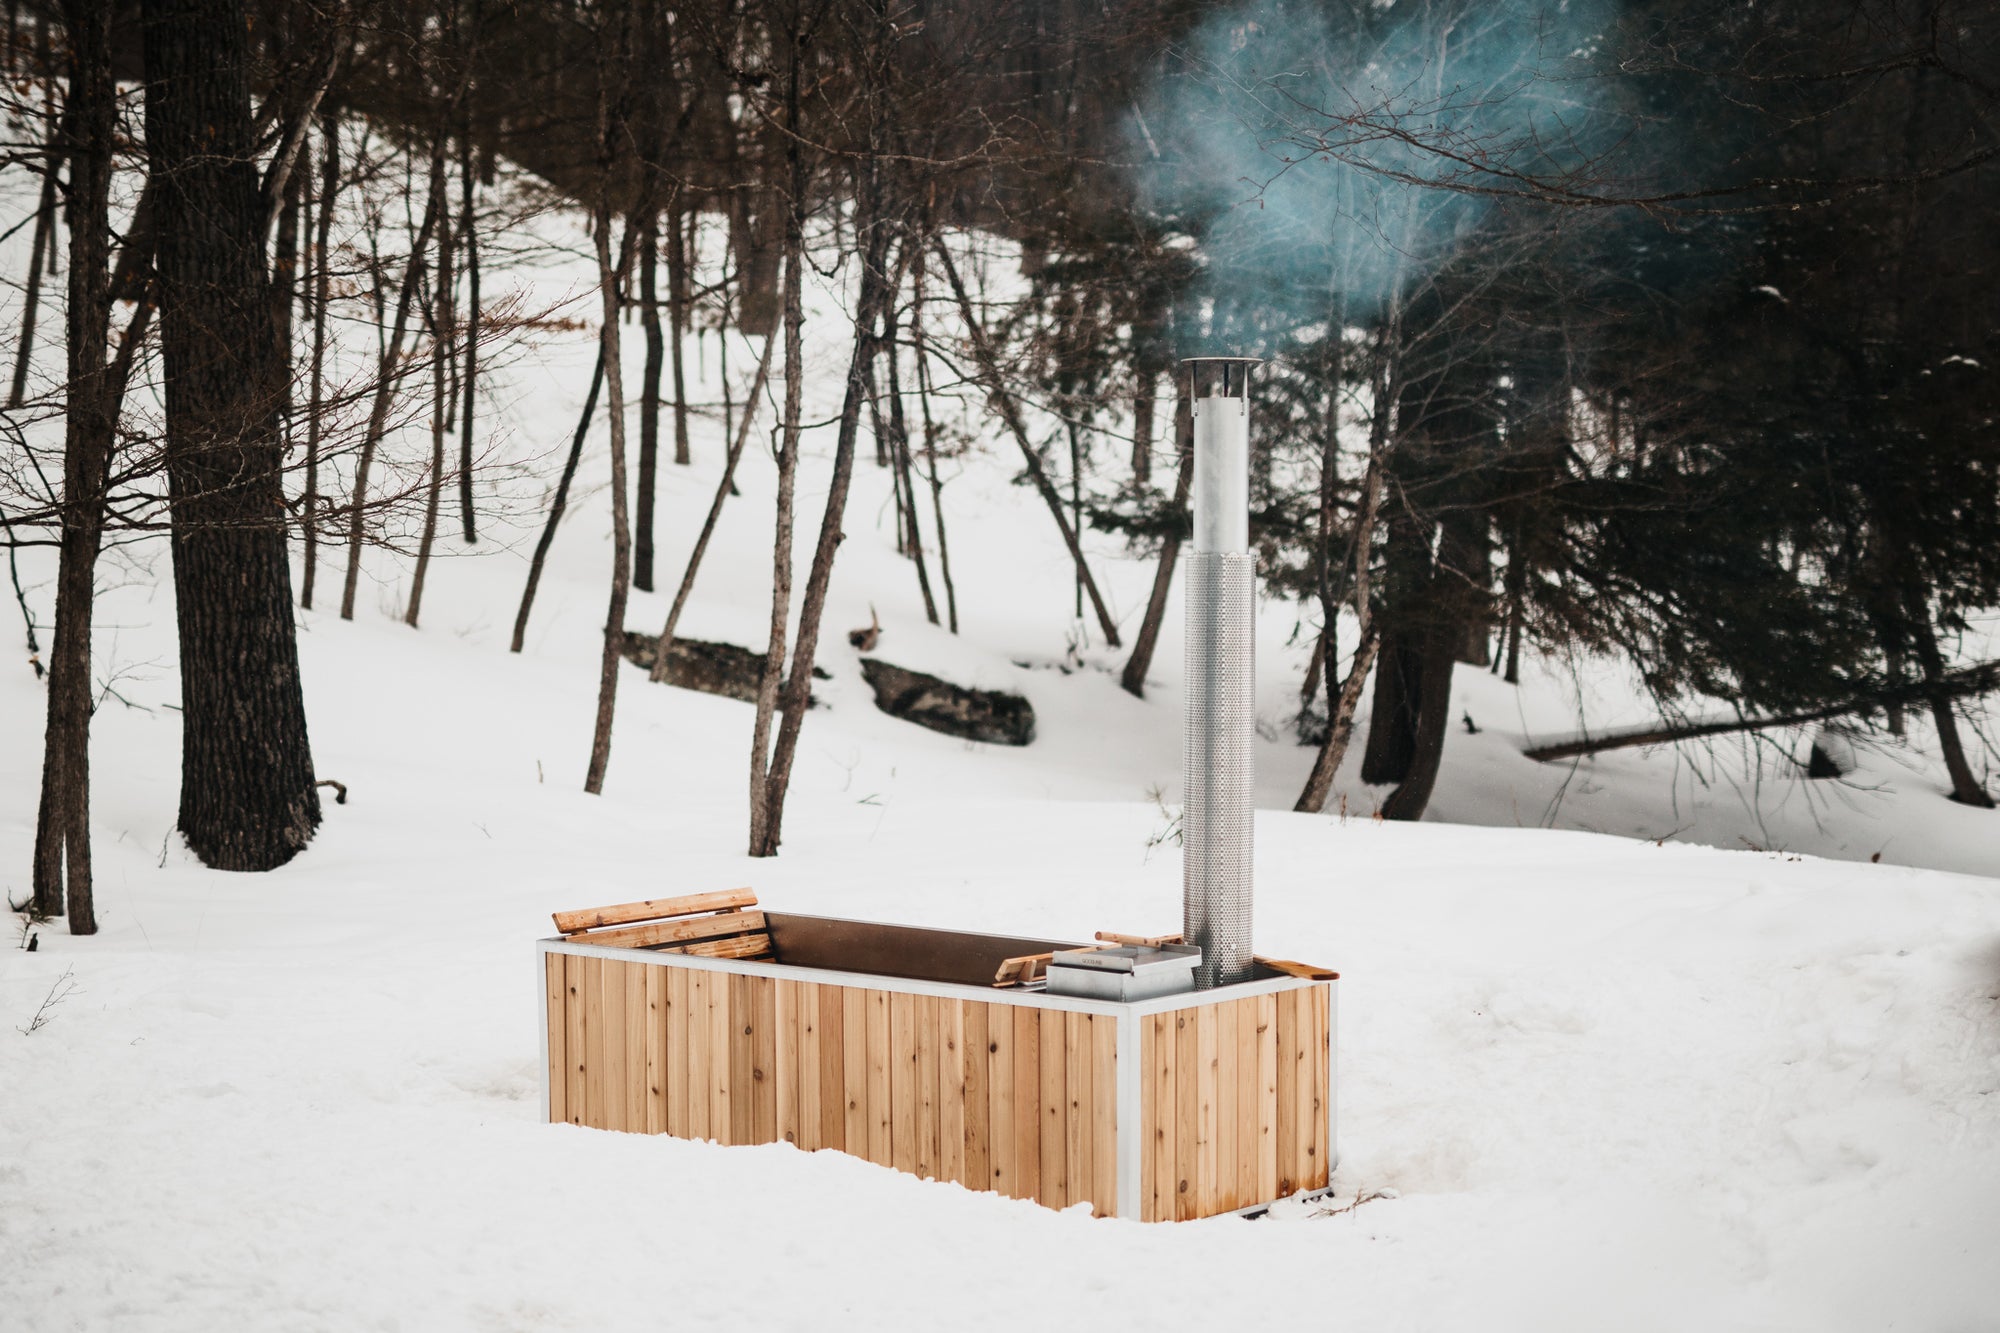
[4,167,1999,1329]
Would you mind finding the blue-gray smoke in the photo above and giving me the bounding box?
[1129,0,1626,341]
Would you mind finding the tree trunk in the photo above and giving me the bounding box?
[584,226,632,794]
[747,68,807,857]
[142,0,320,871]
[406,139,452,629]
[1296,435,1385,814]
[9,145,58,407]
[456,13,480,545]
[753,193,900,858]
[886,313,938,624]
[1378,624,1455,821]
[635,209,663,591]
[1120,384,1191,698]
[667,198,692,466]
[1131,369,1154,488]
[933,239,1121,648]
[29,0,114,930]
[301,109,338,610]
[652,321,777,676]
[510,344,604,653]
[1905,585,1993,807]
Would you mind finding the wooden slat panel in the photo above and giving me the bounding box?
[1065,1012,1089,1215]
[778,979,802,1147]
[665,932,773,960]
[590,957,619,1130]
[1040,1007,1067,1209]
[987,998,1015,1196]
[686,969,711,1139]
[553,888,756,933]
[1197,1002,1219,1216]
[820,983,847,1154]
[916,996,941,1179]
[1234,999,1258,1207]
[1147,1012,1175,1222]
[843,987,869,1155]
[564,955,589,1126]
[796,982,823,1150]
[867,989,893,1166]
[1090,1011,1117,1217]
[1014,1006,1041,1202]
[1256,993,1278,1202]
[728,975,755,1144]
[565,910,766,953]
[709,966,734,1141]
[667,966,690,1137]
[625,963,648,1132]
[890,992,918,1175]
[1174,1007,1198,1220]
[545,954,566,1125]
[644,966,667,1133]
[752,976,778,1144]
[964,1000,991,1190]
[1215,999,1239,1211]
[1307,984,1328,1190]
[1275,987,1298,1196]
[939,998,967,1187]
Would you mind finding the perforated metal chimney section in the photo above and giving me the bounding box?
[1182,358,1259,990]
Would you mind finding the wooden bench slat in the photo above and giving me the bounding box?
[568,911,767,952]
[664,933,773,960]
[553,889,756,935]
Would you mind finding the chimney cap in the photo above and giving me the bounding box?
[1180,356,1261,398]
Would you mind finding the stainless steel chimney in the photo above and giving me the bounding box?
[1182,357,1259,990]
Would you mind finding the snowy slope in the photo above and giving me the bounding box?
[3,169,1999,1330]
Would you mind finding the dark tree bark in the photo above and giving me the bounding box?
[456,4,481,545]
[510,343,604,653]
[1378,623,1456,821]
[1120,383,1191,698]
[754,184,901,857]
[1131,369,1154,487]
[747,29,808,858]
[301,109,338,610]
[667,198,692,467]
[8,140,58,408]
[635,209,663,591]
[911,282,958,634]
[1904,583,1994,807]
[30,0,115,930]
[1359,511,1428,785]
[406,140,452,629]
[142,0,321,870]
[1296,438,1385,813]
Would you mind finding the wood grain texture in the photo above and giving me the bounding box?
[776,979,800,1146]
[987,998,1015,1195]
[1147,1011,1174,1223]
[1014,1005,1042,1202]
[644,966,667,1134]
[1256,992,1278,1201]
[545,954,567,1125]
[667,966,690,1137]
[939,999,967,1187]
[867,989,893,1166]
[916,995,941,1179]
[553,888,755,934]
[1090,1011,1117,1218]
[964,1000,991,1190]
[843,986,869,1156]
[563,909,765,953]
[890,991,918,1175]
[1174,1008,1198,1221]
[542,952,1333,1223]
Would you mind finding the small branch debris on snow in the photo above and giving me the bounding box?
[19,968,78,1035]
